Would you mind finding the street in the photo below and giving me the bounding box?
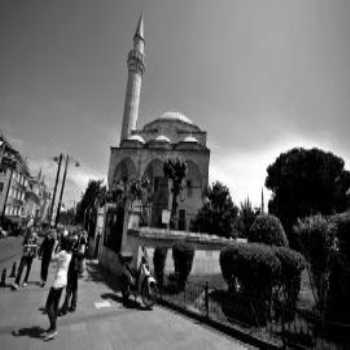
[0,251,254,350]
[0,236,24,273]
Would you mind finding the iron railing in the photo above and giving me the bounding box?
[157,280,349,349]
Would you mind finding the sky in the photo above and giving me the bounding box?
[1,0,350,209]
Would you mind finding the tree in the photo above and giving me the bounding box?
[249,214,289,247]
[75,179,105,226]
[153,159,187,288]
[293,215,337,315]
[265,147,350,246]
[163,158,187,229]
[235,198,260,237]
[58,207,76,226]
[190,181,238,237]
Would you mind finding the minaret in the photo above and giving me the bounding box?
[261,187,265,214]
[120,14,145,144]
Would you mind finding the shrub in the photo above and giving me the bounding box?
[249,214,288,247]
[327,212,350,323]
[273,247,306,311]
[153,247,168,288]
[293,214,337,313]
[220,243,282,294]
[220,243,282,324]
[331,212,350,261]
[172,243,195,290]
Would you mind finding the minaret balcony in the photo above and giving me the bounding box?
[128,49,145,65]
[127,50,145,74]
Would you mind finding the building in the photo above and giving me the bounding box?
[0,134,51,226]
[25,171,51,223]
[0,135,31,224]
[104,16,210,255]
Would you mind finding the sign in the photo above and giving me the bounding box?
[162,209,171,225]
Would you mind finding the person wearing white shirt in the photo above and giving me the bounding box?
[42,235,72,341]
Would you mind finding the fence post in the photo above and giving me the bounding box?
[205,281,209,319]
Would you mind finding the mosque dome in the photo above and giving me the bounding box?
[128,134,145,143]
[159,111,193,125]
[154,135,171,143]
[183,136,199,143]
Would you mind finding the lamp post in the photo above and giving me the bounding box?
[55,154,79,227]
[49,153,63,226]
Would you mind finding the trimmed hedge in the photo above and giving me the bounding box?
[273,246,306,311]
[220,243,281,324]
[328,212,350,323]
[220,243,306,324]
[249,214,288,247]
[331,212,350,261]
[220,243,281,296]
[172,243,195,290]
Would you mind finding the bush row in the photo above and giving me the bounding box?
[220,242,306,323]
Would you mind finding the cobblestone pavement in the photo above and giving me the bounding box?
[0,257,254,350]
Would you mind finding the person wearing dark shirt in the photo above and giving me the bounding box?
[59,230,86,314]
[13,227,39,290]
[38,229,57,287]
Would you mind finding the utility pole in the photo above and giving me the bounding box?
[49,153,63,226]
[55,154,69,227]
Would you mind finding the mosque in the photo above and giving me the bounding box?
[105,15,210,253]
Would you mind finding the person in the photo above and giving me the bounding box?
[13,227,39,290]
[42,236,72,341]
[38,228,57,287]
[59,230,86,315]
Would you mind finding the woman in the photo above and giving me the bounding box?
[42,234,72,341]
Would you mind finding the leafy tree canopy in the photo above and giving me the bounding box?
[235,198,260,237]
[265,147,350,241]
[75,179,105,224]
[190,181,238,237]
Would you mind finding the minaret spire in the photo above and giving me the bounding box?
[261,187,265,214]
[120,14,146,144]
[134,13,144,41]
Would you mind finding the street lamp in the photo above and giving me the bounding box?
[55,154,79,226]
[48,153,63,226]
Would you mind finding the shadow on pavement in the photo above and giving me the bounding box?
[27,281,42,287]
[85,260,122,292]
[12,326,46,339]
[100,292,143,309]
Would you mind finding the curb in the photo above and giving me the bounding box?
[157,298,282,350]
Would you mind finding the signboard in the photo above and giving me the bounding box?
[162,209,171,225]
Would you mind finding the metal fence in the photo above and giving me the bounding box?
[157,280,349,349]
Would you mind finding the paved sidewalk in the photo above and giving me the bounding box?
[0,257,253,350]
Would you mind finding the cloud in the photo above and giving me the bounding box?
[27,157,106,208]
[209,133,350,209]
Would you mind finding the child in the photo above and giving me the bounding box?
[42,235,72,341]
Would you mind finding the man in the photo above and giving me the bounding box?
[59,230,86,314]
[38,228,56,287]
[13,227,39,289]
